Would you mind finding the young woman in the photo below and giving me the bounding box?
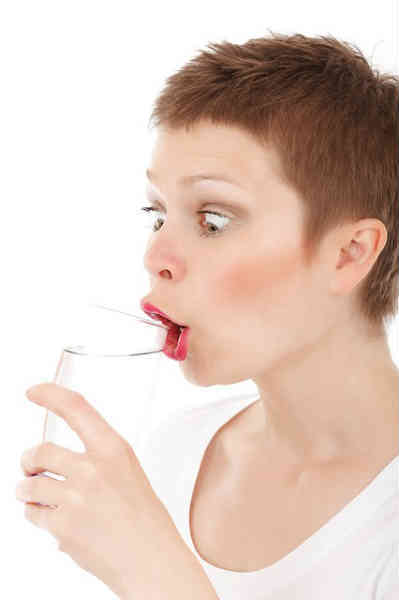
[137,32,399,599]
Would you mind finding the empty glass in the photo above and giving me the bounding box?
[33,303,168,507]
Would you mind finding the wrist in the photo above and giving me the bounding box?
[118,509,218,599]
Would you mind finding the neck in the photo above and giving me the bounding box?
[253,317,398,468]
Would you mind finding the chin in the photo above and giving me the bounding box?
[179,355,251,387]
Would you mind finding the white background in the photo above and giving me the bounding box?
[1,1,398,598]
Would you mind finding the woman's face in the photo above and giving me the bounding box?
[141,120,335,386]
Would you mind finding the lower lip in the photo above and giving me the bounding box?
[163,327,190,361]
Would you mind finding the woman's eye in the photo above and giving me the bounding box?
[138,206,231,237]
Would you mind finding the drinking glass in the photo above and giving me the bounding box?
[32,303,169,507]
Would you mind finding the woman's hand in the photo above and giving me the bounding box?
[16,382,172,598]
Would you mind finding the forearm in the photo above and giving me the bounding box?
[118,509,219,600]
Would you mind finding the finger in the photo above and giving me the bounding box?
[20,441,83,479]
[17,473,66,508]
[26,383,123,456]
[23,500,59,531]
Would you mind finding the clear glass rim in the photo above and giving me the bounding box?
[62,344,163,357]
[89,303,169,330]
[59,303,167,356]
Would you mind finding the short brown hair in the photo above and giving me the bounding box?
[148,31,399,329]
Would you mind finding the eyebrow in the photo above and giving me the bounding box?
[145,169,244,189]
[144,169,249,215]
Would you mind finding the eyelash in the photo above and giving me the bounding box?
[139,206,232,238]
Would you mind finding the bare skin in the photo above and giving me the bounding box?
[142,119,399,572]
[189,370,397,572]
[189,410,397,572]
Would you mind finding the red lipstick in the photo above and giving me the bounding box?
[140,301,187,328]
[140,300,190,361]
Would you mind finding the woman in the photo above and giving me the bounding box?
[136,31,399,599]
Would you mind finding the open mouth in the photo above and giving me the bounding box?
[163,322,189,360]
[142,307,189,361]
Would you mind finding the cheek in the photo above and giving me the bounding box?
[214,245,306,307]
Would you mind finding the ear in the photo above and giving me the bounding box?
[331,218,388,295]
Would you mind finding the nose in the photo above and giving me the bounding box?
[160,269,172,279]
[143,236,187,283]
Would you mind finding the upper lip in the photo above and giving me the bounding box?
[140,299,188,329]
